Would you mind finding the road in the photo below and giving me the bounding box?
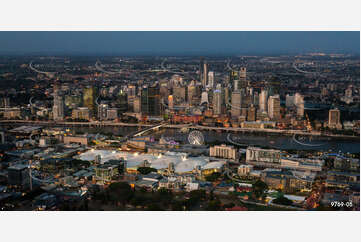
[0,120,358,139]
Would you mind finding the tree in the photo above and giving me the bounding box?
[273,195,293,206]
[253,180,268,199]
[206,199,222,211]
[107,182,134,206]
[137,167,157,175]
[205,172,221,182]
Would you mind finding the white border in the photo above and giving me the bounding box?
[0,1,360,242]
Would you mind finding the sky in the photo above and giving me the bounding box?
[0,31,359,56]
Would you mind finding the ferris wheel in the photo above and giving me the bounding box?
[188,130,205,145]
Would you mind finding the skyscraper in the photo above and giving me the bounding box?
[229,70,239,91]
[202,61,209,88]
[328,108,341,129]
[231,91,241,118]
[207,71,214,89]
[83,86,97,117]
[98,103,108,120]
[187,81,197,105]
[127,84,137,112]
[268,95,281,120]
[259,89,268,112]
[199,57,205,84]
[116,89,128,113]
[213,89,222,115]
[247,105,256,121]
[141,84,161,116]
[239,67,247,89]
[201,91,209,105]
[53,87,65,121]
[294,93,304,117]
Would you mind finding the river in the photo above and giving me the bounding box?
[71,126,360,154]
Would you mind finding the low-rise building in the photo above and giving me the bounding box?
[210,144,238,160]
[63,135,90,146]
[246,147,282,166]
[238,164,253,177]
[7,164,29,187]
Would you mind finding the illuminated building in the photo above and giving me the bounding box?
[328,108,342,129]
[53,89,65,121]
[246,147,281,164]
[106,108,119,120]
[201,61,209,88]
[259,89,268,112]
[72,107,91,120]
[83,86,97,117]
[268,95,281,120]
[173,86,186,102]
[213,89,222,115]
[207,71,214,88]
[98,103,108,120]
[239,67,247,89]
[134,97,141,113]
[116,89,128,113]
[231,91,241,118]
[168,95,174,109]
[210,144,238,160]
[141,84,161,116]
[247,105,256,121]
[200,91,209,105]
[238,164,253,176]
[63,135,90,146]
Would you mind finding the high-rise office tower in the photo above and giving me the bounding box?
[134,97,141,113]
[127,84,137,112]
[266,77,280,96]
[259,89,268,112]
[202,61,209,88]
[53,85,65,121]
[285,94,295,108]
[213,89,223,115]
[116,89,128,113]
[98,103,108,120]
[224,86,230,106]
[239,67,247,89]
[229,70,239,91]
[207,71,214,89]
[294,93,304,117]
[233,79,240,91]
[268,95,281,120]
[199,57,205,84]
[247,105,256,121]
[201,91,209,105]
[83,86,97,117]
[141,84,161,116]
[253,91,259,107]
[231,91,242,118]
[187,81,197,105]
[328,108,341,129]
[173,86,186,102]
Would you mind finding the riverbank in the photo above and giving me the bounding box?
[0,120,359,140]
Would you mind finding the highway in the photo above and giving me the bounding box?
[292,62,318,74]
[0,120,358,139]
[29,61,56,76]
